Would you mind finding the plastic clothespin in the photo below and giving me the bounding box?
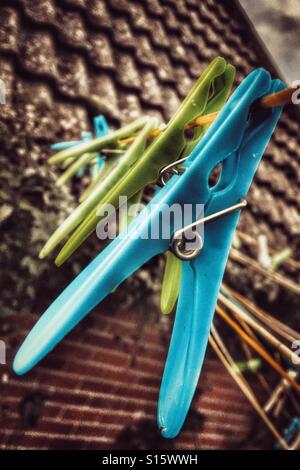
[93,115,110,171]
[157,70,285,438]
[51,140,83,151]
[160,63,236,315]
[41,58,235,263]
[51,131,92,153]
[77,132,93,178]
[40,117,159,259]
[51,57,235,265]
[275,417,300,449]
[50,115,109,177]
[13,70,284,438]
[78,117,148,203]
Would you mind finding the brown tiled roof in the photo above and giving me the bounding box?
[0,0,299,450]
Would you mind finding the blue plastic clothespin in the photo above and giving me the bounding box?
[157,72,284,438]
[275,417,300,449]
[13,70,284,438]
[50,140,83,151]
[50,115,109,176]
[93,115,110,171]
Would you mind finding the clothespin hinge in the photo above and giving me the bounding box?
[158,157,188,186]
[171,198,247,261]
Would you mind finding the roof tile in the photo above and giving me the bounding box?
[56,11,88,48]
[88,33,115,69]
[112,18,136,50]
[114,52,141,89]
[0,7,19,54]
[22,0,57,25]
[22,32,57,77]
[86,0,112,29]
[140,69,162,106]
[56,53,89,97]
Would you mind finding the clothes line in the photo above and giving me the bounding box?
[120,84,300,146]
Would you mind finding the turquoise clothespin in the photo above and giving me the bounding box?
[50,115,109,177]
[93,115,110,171]
[275,417,300,449]
[13,70,284,439]
[51,140,82,151]
[157,72,285,438]
[50,131,92,154]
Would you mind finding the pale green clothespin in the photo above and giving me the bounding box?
[234,358,261,373]
[51,57,235,266]
[40,117,156,259]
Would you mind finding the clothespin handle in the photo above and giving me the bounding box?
[158,71,285,438]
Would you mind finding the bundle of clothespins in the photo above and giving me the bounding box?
[13,58,300,449]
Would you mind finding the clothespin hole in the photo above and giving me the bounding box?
[184,126,197,141]
[208,84,214,101]
[248,101,271,123]
[208,163,222,188]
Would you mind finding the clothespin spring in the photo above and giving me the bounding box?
[171,199,247,261]
[158,157,188,186]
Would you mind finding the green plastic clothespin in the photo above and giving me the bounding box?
[80,150,123,202]
[40,117,157,259]
[54,57,236,266]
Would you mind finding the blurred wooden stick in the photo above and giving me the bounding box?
[216,304,300,395]
[229,248,300,296]
[210,325,289,450]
